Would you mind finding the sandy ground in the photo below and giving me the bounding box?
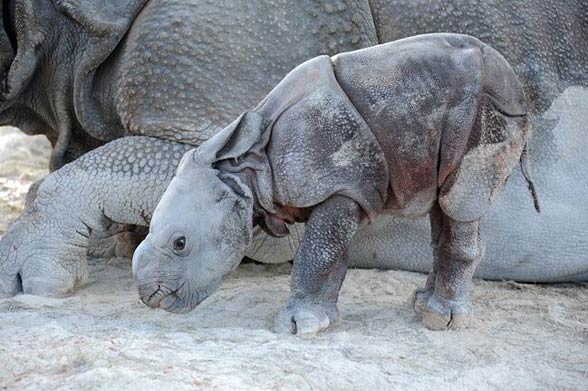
[0,127,51,237]
[0,126,587,390]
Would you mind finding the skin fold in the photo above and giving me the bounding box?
[0,0,586,299]
[0,137,191,296]
[0,0,375,296]
[354,0,588,282]
[133,34,532,332]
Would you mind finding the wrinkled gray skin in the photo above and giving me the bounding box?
[0,0,377,296]
[354,0,588,283]
[0,0,587,299]
[134,34,532,332]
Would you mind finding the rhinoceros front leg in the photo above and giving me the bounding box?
[274,195,363,335]
[0,137,191,298]
[414,202,484,330]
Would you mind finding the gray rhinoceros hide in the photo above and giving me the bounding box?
[348,0,588,282]
[0,0,586,284]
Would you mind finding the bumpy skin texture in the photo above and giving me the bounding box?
[0,0,378,296]
[0,0,586,299]
[0,137,190,297]
[133,35,530,332]
[262,35,529,331]
[274,196,360,335]
[115,0,377,144]
[355,0,588,282]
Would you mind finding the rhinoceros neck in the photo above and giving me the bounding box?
[224,168,306,239]
[217,163,274,216]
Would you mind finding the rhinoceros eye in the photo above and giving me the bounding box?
[173,236,186,251]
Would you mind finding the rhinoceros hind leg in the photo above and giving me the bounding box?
[416,203,483,330]
[414,204,443,314]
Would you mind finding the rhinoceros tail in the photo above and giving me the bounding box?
[519,142,541,213]
[479,43,539,213]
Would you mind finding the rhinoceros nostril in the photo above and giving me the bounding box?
[15,273,22,293]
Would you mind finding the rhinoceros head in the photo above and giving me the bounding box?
[132,112,264,312]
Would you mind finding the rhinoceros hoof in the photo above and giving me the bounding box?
[418,293,472,330]
[274,298,339,336]
[413,286,434,315]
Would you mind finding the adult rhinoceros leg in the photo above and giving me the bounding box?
[0,137,192,297]
[0,136,303,297]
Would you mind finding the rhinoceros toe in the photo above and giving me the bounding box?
[274,298,339,336]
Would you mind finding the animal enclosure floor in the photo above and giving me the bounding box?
[1,260,587,390]
[1,127,587,390]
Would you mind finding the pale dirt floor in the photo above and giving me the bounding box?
[1,126,587,390]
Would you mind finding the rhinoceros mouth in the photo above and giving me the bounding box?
[140,281,186,310]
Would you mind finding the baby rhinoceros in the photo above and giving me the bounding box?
[132,33,538,334]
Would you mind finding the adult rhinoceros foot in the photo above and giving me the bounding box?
[0,137,192,297]
[0,216,87,298]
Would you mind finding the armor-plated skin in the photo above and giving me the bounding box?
[0,0,586,299]
[133,34,531,332]
[0,0,378,296]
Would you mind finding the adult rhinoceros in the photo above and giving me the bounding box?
[0,0,586,298]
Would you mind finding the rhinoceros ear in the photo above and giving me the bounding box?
[193,111,265,166]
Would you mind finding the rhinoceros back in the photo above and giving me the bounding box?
[331,33,528,221]
[332,33,482,216]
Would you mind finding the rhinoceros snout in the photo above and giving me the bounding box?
[132,240,163,306]
[139,283,164,309]
[133,240,191,312]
